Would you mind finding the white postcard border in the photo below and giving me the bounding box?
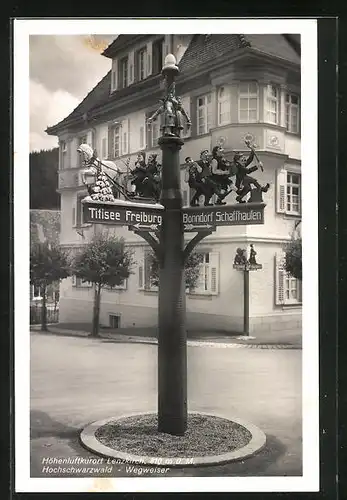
[14,18,319,493]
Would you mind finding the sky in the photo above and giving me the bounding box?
[29,35,117,152]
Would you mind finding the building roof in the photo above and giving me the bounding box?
[244,34,300,64]
[46,34,300,135]
[102,35,149,58]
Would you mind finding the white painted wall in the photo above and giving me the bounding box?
[57,64,301,333]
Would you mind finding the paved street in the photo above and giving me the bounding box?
[30,332,302,477]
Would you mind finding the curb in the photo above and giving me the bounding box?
[30,328,301,349]
[80,411,267,468]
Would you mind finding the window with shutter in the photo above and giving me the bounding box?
[209,252,219,295]
[163,35,170,61]
[146,41,153,76]
[128,51,135,85]
[276,168,287,213]
[275,253,285,305]
[121,119,129,155]
[286,93,300,133]
[111,58,118,91]
[275,253,302,305]
[189,251,219,296]
[276,168,301,215]
[286,173,301,214]
[108,125,121,158]
[152,38,164,74]
[196,93,212,135]
[120,56,129,88]
[135,47,147,82]
[138,250,158,291]
[180,95,191,138]
[146,111,159,148]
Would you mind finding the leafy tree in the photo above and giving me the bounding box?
[30,148,60,209]
[149,251,204,290]
[72,232,135,337]
[284,237,302,281]
[30,209,61,246]
[30,241,71,331]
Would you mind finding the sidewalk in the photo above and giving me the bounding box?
[30,322,302,348]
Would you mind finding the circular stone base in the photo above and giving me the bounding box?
[80,412,266,467]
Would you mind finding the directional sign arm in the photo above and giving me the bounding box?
[133,230,162,261]
[183,231,213,264]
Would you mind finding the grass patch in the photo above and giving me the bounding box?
[94,413,252,458]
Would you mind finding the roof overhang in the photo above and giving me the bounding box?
[102,35,149,58]
[46,45,300,136]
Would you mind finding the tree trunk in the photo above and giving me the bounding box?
[41,284,48,332]
[91,283,101,337]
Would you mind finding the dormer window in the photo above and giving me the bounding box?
[137,48,147,81]
[152,38,164,74]
[120,56,128,88]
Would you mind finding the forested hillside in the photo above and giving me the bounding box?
[30,148,60,209]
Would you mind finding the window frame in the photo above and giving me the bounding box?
[276,168,301,216]
[120,56,129,88]
[286,172,301,215]
[196,93,212,136]
[146,110,160,148]
[265,84,279,125]
[238,82,259,123]
[275,253,302,306]
[73,192,87,228]
[112,125,121,158]
[285,92,300,134]
[188,251,219,296]
[137,47,147,81]
[60,140,67,170]
[217,86,231,126]
[138,250,159,292]
[152,38,164,74]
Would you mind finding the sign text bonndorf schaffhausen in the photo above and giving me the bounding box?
[82,200,265,232]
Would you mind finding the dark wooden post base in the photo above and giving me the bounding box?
[157,135,187,436]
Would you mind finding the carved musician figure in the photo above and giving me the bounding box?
[147,82,191,138]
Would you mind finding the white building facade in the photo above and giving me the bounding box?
[47,34,302,336]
